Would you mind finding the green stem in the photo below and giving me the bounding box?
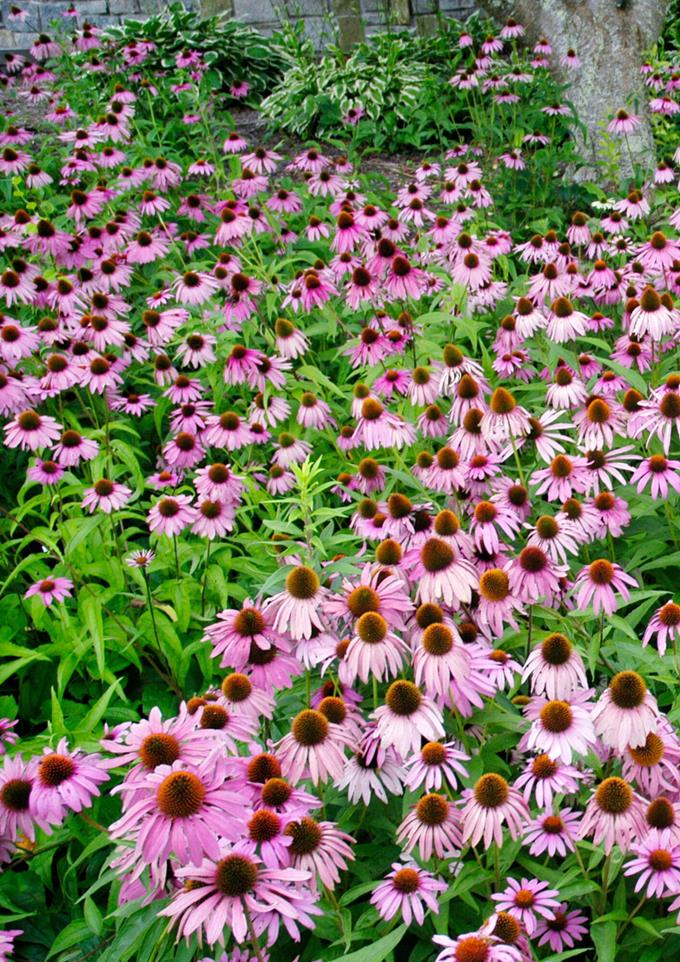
[509,434,526,486]
[242,899,266,962]
[201,539,211,615]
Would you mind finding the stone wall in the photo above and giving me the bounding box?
[0,0,169,51]
[0,0,477,52]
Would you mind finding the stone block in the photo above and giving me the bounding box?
[199,0,234,16]
[415,12,438,34]
[108,0,142,15]
[75,0,110,13]
[232,0,276,23]
[413,0,437,13]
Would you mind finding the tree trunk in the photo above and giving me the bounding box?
[476,0,669,180]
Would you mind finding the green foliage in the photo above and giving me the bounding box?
[104,1,286,99]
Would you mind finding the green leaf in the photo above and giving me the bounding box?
[46,920,93,959]
[631,916,664,940]
[81,594,106,679]
[591,920,617,962]
[334,923,407,962]
[84,896,103,936]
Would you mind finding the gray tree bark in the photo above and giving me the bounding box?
[476,0,669,179]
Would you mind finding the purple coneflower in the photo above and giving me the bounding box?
[371,861,446,924]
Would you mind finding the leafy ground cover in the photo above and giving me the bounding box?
[0,7,680,962]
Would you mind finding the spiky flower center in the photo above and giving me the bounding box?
[348,586,381,618]
[479,569,509,602]
[493,911,521,944]
[356,611,388,644]
[245,753,281,785]
[248,808,281,842]
[140,733,181,769]
[421,742,447,766]
[215,854,258,897]
[473,773,509,809]
[261,776,291,806]
[392,867,421,893]
[1,778,31,811]
[531,754,558,779]
[291,709,328,746]
[386,680,422,716]
[234,607,266,637]
[221,673,252,702]
[376,539,402,566]
[595,776,633,814]
[415,792,449,825]
[39,754,75,786]
[610,670,646,709]
[420,538,454,573]
[157,771,206,818]
[540,700,573,733]
[541,633,572,665]
[286,565,320,600]
[285,816,322,855]
[422,623,454,656]
[589,559,615,585]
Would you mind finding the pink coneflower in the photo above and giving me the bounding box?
[204,600,281,670]
[630,286,675,339]
[573,558,637,615]
[371,861,446,924]
[481,387,530,442]
[374,681,443,758]
[643,600,680,655]
[172,270,219,305]
[522,633,587,699]
[4,409,61,451]
[412,621,479,703]
[192,498,235,539]
[523,694,596,763]
[344,610,407,683]
[82,479,131,514]
[608,108,641,134]
[492,877,560,936]
[433,933,522,962]
[535,903,588,952]
[147,494,196,537]
[102,703,215,780]
[631,453,680,500]
[24,576,73,607]
[403,740,469,792]
[0,754,44,840]
[460,773,529,849]
[53,429,99,467]
[285,816,354,890]
[514,753,584,808]
[471,500,520,553]
[506,547,566,606]
[405,533,477,606]
[579,776,646,853]
[477,568,525,637]
[160,840,320,946]
[625,832,680,897]
[522,808,582,857]
[111,753,242,864]
[397,791,462,859]
[265,566,327,640]
[32,739,108,825]
[592,670,658,751]
[276,708,351,784]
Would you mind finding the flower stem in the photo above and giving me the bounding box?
[242,899,266,962]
